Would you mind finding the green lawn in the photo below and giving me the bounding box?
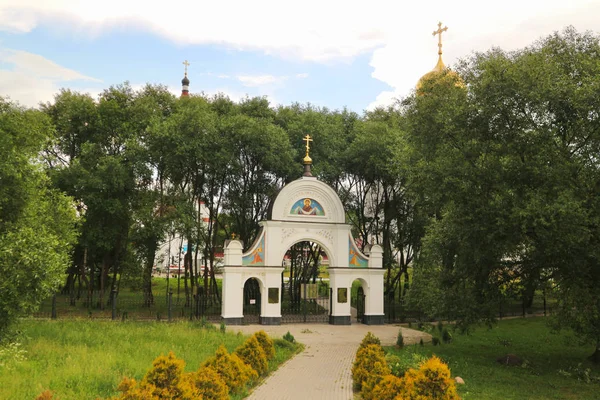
[0,319,301,399]
[387,317,600,400]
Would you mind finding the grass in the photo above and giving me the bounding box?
[386,317,600,400]
[0,319,302,399]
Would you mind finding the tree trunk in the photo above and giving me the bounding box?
[142,244,156,307]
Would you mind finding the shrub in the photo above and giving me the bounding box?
[371,374,407,400]
[442,328,453,344]
[407,355,460,399]
[419,338,424,346]
[437,321,444,334]
[352,343,388,391]
[283,331,295,343]
[235,336,268,376]
[396,328,404,348]
[359,332,381,351]
[113,353,198,400]
[203,345,257,393]
[220,321,226,334]
[386,351,427,378]
[273,338,296,351]
[190,366,229,400]
[361,360,391,400]
[254,330,275,360]
[432,336,440,346]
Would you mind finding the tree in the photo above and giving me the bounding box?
[0,98,77,338]
[404,27,600,360]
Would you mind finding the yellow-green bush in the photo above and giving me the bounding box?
[359,332,381,351]
[407,355,460,400]
[253,330,275,360]
[351,343,388,391]
[112,352,199,400]
[371,374,407,400]
[189,365,228,400]
[203,345,257,393]
[235,336,268,376]
[361,360,392,400]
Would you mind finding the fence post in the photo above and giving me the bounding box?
[168,289,173,322]
[51,294,57,319]
[111,289,117,320]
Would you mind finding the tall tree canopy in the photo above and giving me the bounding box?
[404,27,600,359]
[0,98,77,338]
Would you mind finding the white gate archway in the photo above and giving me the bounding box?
[221,173,384,325]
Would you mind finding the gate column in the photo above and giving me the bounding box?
[222,240,244,325]
[328,269,352,325]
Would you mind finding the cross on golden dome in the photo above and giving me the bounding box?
[182,60,190,76]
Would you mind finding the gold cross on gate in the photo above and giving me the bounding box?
[432,22,448,55]
[182,60,190,76]
[303,134,313,157]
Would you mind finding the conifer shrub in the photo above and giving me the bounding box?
[432,336,441,346]
[358,332,381,351]
[190,365,229,400]
[113,352,198,399]
[203,345,257,393]
[351,343,387,391]
[273,337,296,350]
[411,355,460,399]
[283,331,295,343]
[371,374,407,400]
[235,336,268,376]
[360,360,392,400]
[396,328,404,348]
[442,328,453,344]
[254,330,275,360]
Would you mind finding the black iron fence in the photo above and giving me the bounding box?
[33,290,221,322]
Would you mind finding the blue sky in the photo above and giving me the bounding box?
[0,0,598,112]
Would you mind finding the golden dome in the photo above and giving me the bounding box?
[416,22,462,93]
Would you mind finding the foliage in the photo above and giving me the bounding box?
[361,360,392,400]
[352,343,388,391]
[254,330,276,360]
[403,356,460,399]
[385,351,428,378]
[235,335,268,376]
[113,352,199,399]
[442,329,453,344]
[202,345,257,393]
[397,328,405,348]
[283,331,295,343]
[189,365,229,400]
[0,98,78,338]
[403,27,600,358]
[371,374,406,400]
[359,331,382,350]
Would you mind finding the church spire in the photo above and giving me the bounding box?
[181,60,190,97]
[302,134,313,177]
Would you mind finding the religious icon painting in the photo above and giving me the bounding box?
[289,198,325,216]
[348,238,368,268]
[242,235,265,266]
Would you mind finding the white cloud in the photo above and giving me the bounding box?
[236,74,288,87]
[296,73,309,79]
[0,48,100,107]
[0,0,598,109]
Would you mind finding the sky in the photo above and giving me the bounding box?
[0,0,598,112]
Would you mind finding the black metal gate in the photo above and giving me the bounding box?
[355,286,365,323]
[243,278,261,324]
[281,281,330,323]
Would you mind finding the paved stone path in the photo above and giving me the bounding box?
[228,323,431,400]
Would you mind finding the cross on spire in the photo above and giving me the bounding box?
[432,22,448,56]
[303,134,313,157]
[182,60,190,76]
